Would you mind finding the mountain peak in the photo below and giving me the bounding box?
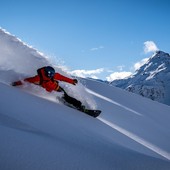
[149,50,170,62]
[111,50,170,106]
[155,50,169,56]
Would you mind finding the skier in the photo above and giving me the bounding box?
[12,66,85,110]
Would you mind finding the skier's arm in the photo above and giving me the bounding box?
[53,73,78,85]
[12,75,40,86]
[24,75,40,85]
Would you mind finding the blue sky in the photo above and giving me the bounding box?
[0,0,170,80]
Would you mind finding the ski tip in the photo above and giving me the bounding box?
[92,110,101,118]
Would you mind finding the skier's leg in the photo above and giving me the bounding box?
[59,87,83,109]
[63,93,82,109]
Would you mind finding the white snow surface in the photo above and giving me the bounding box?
[0,28,170,170]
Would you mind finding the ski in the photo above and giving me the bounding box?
[69,105,101,118]
[58,97,101,118]
[79,108,101,118]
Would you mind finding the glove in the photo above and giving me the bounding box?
[73,79,78,85]
[12,81,22,86]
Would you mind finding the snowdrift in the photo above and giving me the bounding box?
[1,28,170,170]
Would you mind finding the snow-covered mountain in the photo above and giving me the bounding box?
[111,51,170,106]
[1,28,170,170]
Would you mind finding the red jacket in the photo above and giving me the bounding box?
[13,72,76,92]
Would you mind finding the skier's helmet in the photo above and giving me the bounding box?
[44,66,55,78]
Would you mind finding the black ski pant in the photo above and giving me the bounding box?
[59,87,82,109]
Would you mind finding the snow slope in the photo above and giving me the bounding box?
[1,28,170,170]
